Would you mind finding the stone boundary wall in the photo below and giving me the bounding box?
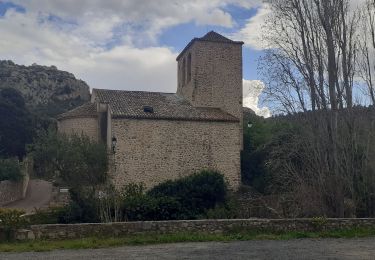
[0,158,31,206]
[16,218,375,241]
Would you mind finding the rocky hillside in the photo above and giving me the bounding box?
[0,60,90,116]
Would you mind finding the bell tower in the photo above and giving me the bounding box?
[176,31,244,122]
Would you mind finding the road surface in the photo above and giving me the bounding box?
[4,179,52,213]
[1,238,375,259]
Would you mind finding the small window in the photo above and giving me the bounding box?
[143,106,154,113]
[182,57,186,86]
[187,53,192,83]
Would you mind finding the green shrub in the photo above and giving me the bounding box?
[205,196,239,219]
[122,193,180,221]
[0,158,23,182]
[26,207,68,225]
[148,170,228,219]
[62,188,100,223]
[0,208,26,241]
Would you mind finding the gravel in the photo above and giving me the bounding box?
[1,238,375,260]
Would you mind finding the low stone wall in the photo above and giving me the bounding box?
[15,218,375,241]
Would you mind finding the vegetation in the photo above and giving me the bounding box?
[0,158,23,182]
[28,170,230,224]
[29,130,108,188]
[237,0,375,219]
[1,227,375,252]
[0,209,26,241]
[148,170,227,219]
[0,88,33,159]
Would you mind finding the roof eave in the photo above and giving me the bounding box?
[176,39,244,61]
[112,114,239,123]
[57,114,98,121]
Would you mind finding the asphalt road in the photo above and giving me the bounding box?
[1,238,375,260]
[4,179,52,213]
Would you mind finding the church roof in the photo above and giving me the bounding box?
[57,102,97,120]
[176,31,244,61]
[200,31,239,43]
[92,88,239,122]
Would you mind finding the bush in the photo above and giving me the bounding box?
[122,193,180,221]
[205,195,239,219]
[0,208,26,241]
[0,158,23,182]
[62,188,100,223]
[54,171,229,223]
[148,170,228,219]
[26,207,69,225]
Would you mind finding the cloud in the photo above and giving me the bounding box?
[243,80,271,118]
[0,0,264,93]
[0,9,177,92]
[10,0,250,45]
[232,4,271,50]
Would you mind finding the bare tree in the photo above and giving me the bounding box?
[358,0,375,105]
[259,0,373,217]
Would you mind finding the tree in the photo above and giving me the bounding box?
[0,88,33,158]
[358,0,375,105]
[29,130,108,188]
[259,0,375,217]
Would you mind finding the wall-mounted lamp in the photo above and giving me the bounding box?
[247,121,253,128]
[111,137,117,154]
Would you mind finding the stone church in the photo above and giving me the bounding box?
[57,31,244,190]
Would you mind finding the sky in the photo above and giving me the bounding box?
[0,0,271,117]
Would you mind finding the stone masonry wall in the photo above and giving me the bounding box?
[110,118,241,190]
[176,40,243,148]
[0,181,24,206]
[15,218,375,241]
[177,41,243,120]
[0,158,31,206]
[58,117,98,141]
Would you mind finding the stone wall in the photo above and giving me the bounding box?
[0,158,31,206]
[0,181,24,206]
[15,218,375,241]
[177,41,243,121]
[110,118,241,190]
[176,40,243,148]
[58,117,98,141]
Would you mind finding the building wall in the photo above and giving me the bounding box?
[110,118,241,190]
[177,41,243,120]
[176,40,243,147]
[57,117,98,141]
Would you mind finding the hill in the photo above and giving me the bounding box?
[0,60,90,117]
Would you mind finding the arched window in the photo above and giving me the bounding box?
[187,53,192,83]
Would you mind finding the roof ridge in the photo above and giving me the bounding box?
[199,31,234,42]
[176,31,243,61]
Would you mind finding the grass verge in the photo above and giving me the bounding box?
[1,227,375,252]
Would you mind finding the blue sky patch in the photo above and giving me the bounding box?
[0,1,25,16]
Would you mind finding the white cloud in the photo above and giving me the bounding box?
[243,79,271,118]
[0,9,177,92]
[232,4,271,50]
[10,0,253,45]
[0,0,263,93]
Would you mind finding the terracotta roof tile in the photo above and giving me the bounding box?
[57,102,97,120]
[177,31,244,61]
[93,89,239,122]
